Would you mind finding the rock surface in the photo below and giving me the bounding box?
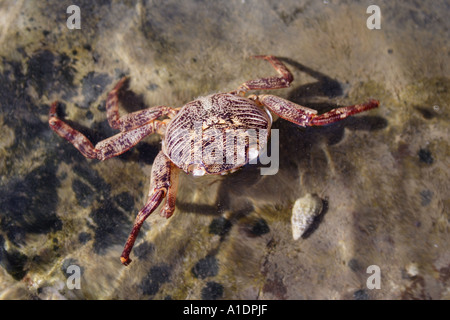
[0,1,449,299]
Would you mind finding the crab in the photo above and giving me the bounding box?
[49,55,379,266]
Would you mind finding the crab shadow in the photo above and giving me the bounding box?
[176,58,387,236]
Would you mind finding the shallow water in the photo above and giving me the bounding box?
[0,0,449,299]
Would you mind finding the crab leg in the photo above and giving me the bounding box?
[49,102,168,160]
[120,151,179,266]
[49,102,98,159]
[258,95,379,127]
[106,77,177,132]
[235,55,294,93]
[308,99,380,126]
[49,77,178,160]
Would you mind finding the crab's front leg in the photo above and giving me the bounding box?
[105,77,177,132]
[120,151,179,266]
[234,55,294,94]
[49,102,172,160]
[257,95,379,127]
[49,77,178,160]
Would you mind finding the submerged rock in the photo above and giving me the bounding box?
[291,194,323,240]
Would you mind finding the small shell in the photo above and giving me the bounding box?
[291,193,323,240]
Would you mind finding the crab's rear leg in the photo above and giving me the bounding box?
[120,151,179,266]
[234,55,293,94]
[258,95,379,127]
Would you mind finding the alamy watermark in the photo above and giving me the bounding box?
[66,264,81,289]
[67,5,81,29]
[67,5,382,31]
[366,5,381,30]
[366,265,381,289]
